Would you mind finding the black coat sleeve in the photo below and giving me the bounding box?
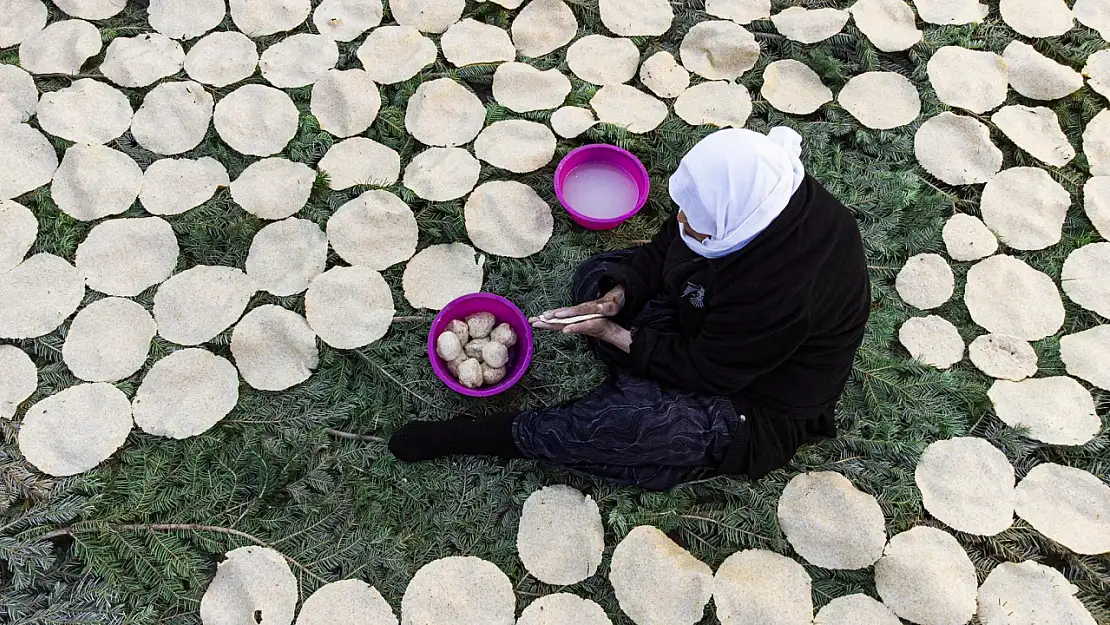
[601,218,678,317]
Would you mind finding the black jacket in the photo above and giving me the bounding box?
[603,175,870,478]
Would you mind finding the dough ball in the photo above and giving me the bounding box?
[915,437,1015,536]
[1000,0,1074,37]
[913,0,988,24]
[402,243,484,310]
[355,25,437,85]
[942,213,997,262]
[991,105,1076,167]
[390,0,464,34]
[771,6,849,44]
[445,355,465,377]
[311,68,381,138]
[447,320,469,345]
[259,33,339,88]
[1085,177,1110,239]
[0,0,47,49]
[183,31,259,88]
[18,19,101,75]
[713,549,813,625]
[965,255,1064,341]
[467,312,497,339]
[969,334,1038,381]
[153,265,257,346]
[0,345,36,420]
[312,0,383,42]
[850,0,922,52]
[838,71,920,130]
[441,18,515,67]
[610,526,713,625]
[1015,463,1110,555]
[327,189,416,270]
[481,341,509,369]
[474,120,556,173]
[978,560,1099,625]
[52,143,143,222]
[295,579,397,625]
[245,218,328,296]
[230,157,315,220]
[318,136,400,191]
[482,363,506,386]
[812,594,900,625]
[517,485,605,585]
[17,383,132,476]
[980,167,1070,251]
[761,59,832,115]
[132,348,239,439]
[400,556,514,625]
[304,266,395,350]
[0,124,57,200]
[899,315,964,369]
[99,33,185,88]
[402,147,481,202]
[567,35,640,86]
[0,199,37,274]
[511,0,577,58]
[895,253,954,310]
[0,65,37,125]
[599,0,673,36]
[988,377,1100,445]
[490,323,517,347]
[436,331,464,361]
[1060,325,1110,391]
[1085,109,1110,176]
[639,51,689,99]
[37,79,133,144]
[140,156,230,216]
[199,546,297,625]
[516,594,610,625]
[456,357,483,388]
[550,106,597,139]
[63,297,155,383]
[590,84,668,134]
[492,62,571,113]
[874,527,977,625]
[1061,242,1110,318]
[148,0,226,40]
[777,471,887,570]
[1004,42,1084,101]
[915,112,1002,185]
[680,20,760,81]
[214,84,299,157]
[927,46,1008,114]
[131,81,214,155]
[231,305,318,391]
[229,0,310,37]
[464,337,489,360]
[405,78,486,147]
[464,181,553,258]
[705,0,770,24]
[0,254,84,339]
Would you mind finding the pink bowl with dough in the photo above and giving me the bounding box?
[427,293,534,397]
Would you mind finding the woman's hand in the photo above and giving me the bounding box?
[529,286,626,326]
[559,317,633,353]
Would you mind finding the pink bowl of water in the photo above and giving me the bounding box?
[554,144,651,230]
[427,293,535,398]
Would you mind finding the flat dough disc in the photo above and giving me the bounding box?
[980,167,1070,251]
[405,78,486,147]
[988,377,1100,445]
[927,46,1008,114]
[0,124,57,200]
[53,0,124,19]
[0,199,37,274]
[183,31,259,88]
[131,81,214,155]
[492,62,571,112]
[132,348,239,439]
[1084,109,1110,176]
[761,60,831,115]
[214,84,299,157]
[511,0,578,58]
[402,147,480,201]
[355,25,437,84]
[1015,463,1110,555]
[37,79,133,145]
[639,51,689,99]
[517,594,610,625]
[1076,0,1110,40]
[965,255,1064,340]
[99,33,185,88]
[516,486,604,585]
[474,120,556,173]
[874,527,977,625]
[318,137,399,190]
[464,181,553,258]
[230,157,315,220]
[812,594,900,625]
[895,253,954,310]
[1061,242,1110,317]
[402,243,484,310]
[991,105,1075,167]
[401,557,514,625]
[942,213,997,262]
[680,21,760,81]
[979,561,1098,625]
[327,189,417,270]
[969,334,1038,381]
[231,305,318,391]
[1004,42,1084,101]
[391,0,464,33]
[18,19,101,75]
[850,0,922,52]
[304,265,395,350]
[912,0,988,24]
[1000,0,1074,37]
[713,549,813,625]
[75,217,179,297]
[140,156,230,216]
[899,315,964,369]
[52,144,143,222]
[0,345,36,420]
[1084,49,1110,100]
[914,112,1002,185]
[1061,325,1110,391]
[229,0,310,36]
[599,0,673,36]
[915,437,1015,535]
[838,72,920,130]
[245,218,328,296]
[259,33,338,88]
[148,0,226,40]
[0,0,47,49]
[199,546,297,625]
[312,0,383,42]
[17,383,132,477]
[1085,177,1110,239]
[567,35,640,85]
[153,265,257,346]
[771,7,849,44]
[310,68,381,138]
[63,297,155,383]
[777,471,887,570]
[590,84,668,134]
[295,579,397,625]
[705,0,770,24]
[441,18,515,67]
[609,526,714,625]
[550,106,596,139]
[0,65,37,125]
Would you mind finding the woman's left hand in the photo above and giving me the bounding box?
[533,317,633,353]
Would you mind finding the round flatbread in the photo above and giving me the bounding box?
[401,556,514,625]
[511,0,577,58]
[140,157,230,216]
[839,71,920,130]
[474,120,556,173]
[517,594,610,625]
[36,79,132,144]
[229,0,309,36]
[52,144,142,222]
[402,147,481,201]
[0,0,47,49]
[714,549,812,625]
[1076,0,1110,40]
[148,0,225,40]
[1000,0,1074,37]
[567,35,640,86]
[0,199,36,274]
[639,51,689,99]
[1085,49,1110,101]
[942,213,997,262]
[590,84,668,134]
[130,81,214,155]
[464,181,553,258]
[915,437,1015,536]
[259,33,338,88]
[327,190,417,270]
[777,471,886,570]
[305,266,395,350]
[1004,42,1084,101]
[913,0,988,24]
[310,68,381,138]
[991,105,1075,167]
[980,167,1070,251]
[492,62,571,112]
[705,0,770,23]
[245,218,327,296]
[1061,242,1110,317]
[295,579,397,625]
[609,526,713,625]
[132,348,239,439]
[231,305,318,391]
[874,527,977,625]
[183,31,259,88]
[988,377,1100,445]
[214,84,299,157]
[0,65,37,125]
[318,138,399,190]
[0,345,36,420]
[75,217,179,297]
[1015,463,1110,555]
[550,106,596,139]
[230,157,315,220]
[899,315,964,369]
[850,0,921,52]
[355,25,437,84]
[153,265,257,346]
[199,547,297,625]
[680,20,760,80]
[63,297,155,383]
[441,18,515,67]
[927,46,1008,114]
[761,60,831,115]
[965,255,1064,340]
[99,33,185,88]
[391,0,464,33]
[405,78,486,147]
[53,0,124,19]
[312,0,383,42]
[17,383,132,477]
[402,243,484,310]
[1061,325,1110,391]
[771,7,849,43]
[979,561,1098,625]
[0,124,57,200]
[812,594,900,625]
[599,0,673,36]
[1084,109,1110,176]
[18,19,101,75]
[969,334,1039,381]
[895,253,953,311]
[915,112,1002,185]
[516,485,604,585]
[1085,177,1110,239]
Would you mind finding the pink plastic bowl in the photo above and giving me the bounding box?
[554,144,651,231]
[427,293,535,398]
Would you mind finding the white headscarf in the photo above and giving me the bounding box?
[669,127,806,259]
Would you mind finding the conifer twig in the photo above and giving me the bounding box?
[326,428,385,443]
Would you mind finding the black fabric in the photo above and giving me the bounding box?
[389,412,523,462]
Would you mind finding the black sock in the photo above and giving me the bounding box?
[389,412,524,462]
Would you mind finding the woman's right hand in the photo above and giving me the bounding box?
[530,285,626,324]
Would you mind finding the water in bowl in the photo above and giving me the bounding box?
[562,161,640,220]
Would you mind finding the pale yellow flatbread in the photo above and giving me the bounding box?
[183,31,259,88]
[714,549,813,625]
[838,72,920,130]
[213,84,299,157]
[230,157,315,220]
[777,471,887,570]
[473,120,556,173]
[231,305,318,391]
[639,51,689,99]
[402,243,484,310]
[140,157,230,216]
[405,78,486,147]
[850,0,922,52]
[590,84,668,134]
[400,557,515,625]
[18,19,100,75]
[1084,50,1110,100]
[1075,0,1110,40]
[0,124,57,200]
[391,0,464,34]
[675,82,752,127]
[989,377,1100,445]
[915,437,1015,536]
[0,345,36,420]
[1061,242,1110,317]
[441,18,516,67]
[599,0,673,36]
[609,526,713,625]
[1060,325,1110,391]
[37,79,132,144]
[761,60,831,115]
[1000,0,1074,37]
[492,62,571,112]
[895,253,954,310]
[199,546,297,625]
[229,0,310,37]
[148,0,226,40]
[1084,109,1110,176]
[969,334,1039,381]
[550,106,597,139]
[245,218,328,296]
[898,315,964,369]
[1014,463,1110,555]
[0,0,47,49]
[312,0,383,42]
[927,46,1008,114]
[516,594,610,625]
[99,33,185,88]
[259,33,338,88]
[62,297,155,383]
[1004,41,1084,101]
[914,112,1002,185]
[132,348,239,439]
[0,254,84,339]
[874,527,977,625]
[402,147,481,201]
[355,25,437,84]
[310,68,381,138]
[1083,177,1110,239]
[53,0,124,19]
[813,595,900,625]
[680,20,760,80]
[17,383,132,477]
[511,0,578,58]
[318,137,399,190]
[304,265,395,350]
[771,6,849,43]
[978,561,1098,625]
[130,81,214,155]
[0,199,36,274]
[965,255,1064,340]
[153,265,257,346]
[75,217,179,297]
[327,190,415,270]
[295,579,397,625]
[942,213,997,262]
[991,105,1075,167]
[0,65,37,125]
[52,144,143,222]
[567,35,640,85]
[705,0,770,24]
[464,181,553,258]
[912,0,988,24]
[980,167,1070,251]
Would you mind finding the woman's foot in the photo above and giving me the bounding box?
[388,413,524,462]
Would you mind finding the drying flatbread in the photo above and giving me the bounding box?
[214,84,299,157]
[511,0,578,58]
[899,315,964,369]
[1084,50,1110,100]
[401,557,514,625]
[1015,463,1110,554]
[550,106,597,139]
[229,0,309,36]
[0,0,47,49]
[183,31,259,88]
[312,0,383,42]
[599,0,673,36]
[245,218,327,296]
[130,81,214,155]
[259,34,338,88]
[705,0,770,23]
[980,167,1070,251]
[915,437,1015,536]
[492,62,571,112]
[714,549,812,625]
[1004,42,1084,101]
[405,78,486,147]
[474,120,556,173]
[355,25,437,84]
[295,579,397,625]
[310,69,381,138]
[991,105,1075,167]
[516,485,604,585]
[1000,0,1074,38]
[639,51,689,99]
[777,471,886,570]
[231,305,318,391]
[874,527,977,625]
[481,0,524,7]
[304,266,395,350]
[969,334,1039,381]
[567,35,640,85]
[850,0,922,52]
[0,65,37,125]
[464,181,553,258]
[18,19,101,75]
[1085,109,1110,176]
[402,147,481,201]
[36,79,132,144]
[153,265,257,346]
[912,0,988,24]
[914,112,1003,185]
[1085,177,1110,238]
[199,546,297,625]
[1061,242,1110,317]
[318,138,399,190]
[402,243,485,310]
[680,21,760,80]
[230,158,315,220]
[610,526,713,625]
[590,85,668,134]
[979,561,1098,625]
[838,72,920,130]
[942,213,997,262]
[761,60,831,115]
[965,255,1064,340]
[63,297,155,383]
[516,594,610,625]
[391,0,464,33]
[441,18,515,67]
[771,7,849,43]
[1075,0,1110,39]
[0,345,36,420]
[17,383,132,477]
[75,217,179,297]
[988,377,1100,445]
[927,46,1008,114]
[148,0,225,40]
[52,144,143,222]
[0,200,36,274]
[1061,325,1110,391]
[99,33,185,88]
[53,0,124,19]
[895,253,954,310]
[327,190,416,269]
[0,124,57,200]
[132,348,239,439]
[812,595,900,625]
[140,157,229,216]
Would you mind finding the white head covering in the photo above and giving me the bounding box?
[669,127,806,259]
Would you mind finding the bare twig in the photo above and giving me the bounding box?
[391,316,426,323]
[326,428,385,443]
